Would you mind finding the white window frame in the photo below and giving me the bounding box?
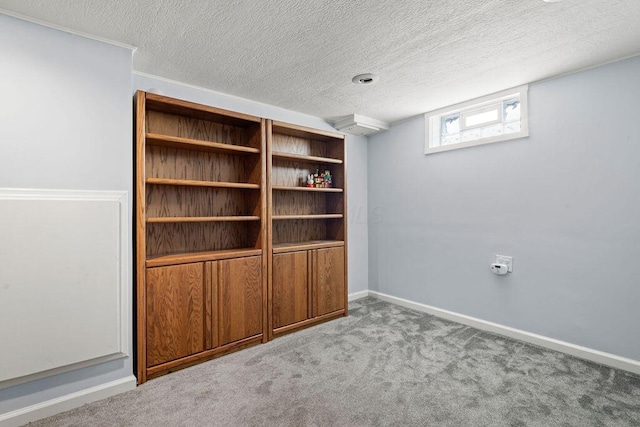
[425,85,529,155]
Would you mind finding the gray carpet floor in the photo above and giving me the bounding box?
[30,297,640,426]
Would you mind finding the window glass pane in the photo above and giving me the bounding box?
[441,114,460,135]
[465,109,498,128]
[481,123,504,138]
[461,128,482,142]
[503,99,520,122]
[441,133,460,145]
[504,121,521,134]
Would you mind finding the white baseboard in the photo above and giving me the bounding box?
[0,375,137,427]
[369,291,640,376]
[348,290,370,301]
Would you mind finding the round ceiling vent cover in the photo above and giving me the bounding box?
[352,73,379,85]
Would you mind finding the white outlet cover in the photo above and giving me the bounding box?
[496,255,513,272]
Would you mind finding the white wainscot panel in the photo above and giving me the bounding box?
[0,188,129,389]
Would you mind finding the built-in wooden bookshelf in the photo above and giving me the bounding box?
[267,120,348,339]
[136,91,267,384]
[135,92,348,384]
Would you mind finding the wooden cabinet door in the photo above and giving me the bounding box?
[273,251,309,329]
[146,263,205,367]
[314,247,345,317]
[218,256,262,345]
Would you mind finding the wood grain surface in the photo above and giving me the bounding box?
[218,256,263,345]
[272,219,328,244]
[146,185,259,218]
[272,158,343,188]
[146,133,260,155]
[145,92,261,127]
[135,91,148,382]
[271,151,342,164]
[146,178,259,189]
[272,251,309,329]
[137,92,268,384]
[272,191,328,216]
[206,261,219,350]
[271,133,328,158]
[146,222,257,257]
[137,93,351,383]
[145,335,263,379]
[146,145,256,183]
[146,248,262,268]
[314,247,345,317]
[272,185,342,192]
[271,240,344,254]
[146,110,258,148]
[146,263,205,367]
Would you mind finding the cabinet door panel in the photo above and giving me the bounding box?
[315,247,345,317]
[219,256,262,345]
[273,251,309,329]
[146,263,204,367]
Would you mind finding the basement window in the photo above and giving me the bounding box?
[425,85,528,154]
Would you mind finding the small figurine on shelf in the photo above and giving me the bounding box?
[323,170,332,188]
[302,168,333,188]
[313,169,323,188]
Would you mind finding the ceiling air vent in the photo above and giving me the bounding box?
[333,114,389,136]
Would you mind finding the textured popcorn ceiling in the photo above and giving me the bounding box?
[2,0,640,124]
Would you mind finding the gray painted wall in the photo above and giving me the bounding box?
[132,74,369,293]
[345,131,368,294]
[368,55,640,361]
[0,14,133,414]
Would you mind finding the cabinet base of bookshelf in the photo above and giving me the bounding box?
[145,334,263,381]
[272,309,346,339]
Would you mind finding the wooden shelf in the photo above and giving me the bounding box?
[272,185,342,193]
[272,240,344,254]
[146,92,262,126]
[147,216,261,223]
[147,178,260,189]
[146,248,262,268]
[146,133,260,155]
[272,214,343,220]
[271,151,342,165]
[271,121,345,141]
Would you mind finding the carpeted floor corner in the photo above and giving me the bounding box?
[29,297,640,426]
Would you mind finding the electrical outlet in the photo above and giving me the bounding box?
[496,255,513,272]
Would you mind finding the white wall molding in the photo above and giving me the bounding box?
[0,375,136,427]
[348,290,370,301]
[0,9,136,51]
[369,291,640,376]
[0,188,130,389]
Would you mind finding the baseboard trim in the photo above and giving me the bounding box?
[369,291,640,376]
[0,375,137,427]
[348,290,369,301]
